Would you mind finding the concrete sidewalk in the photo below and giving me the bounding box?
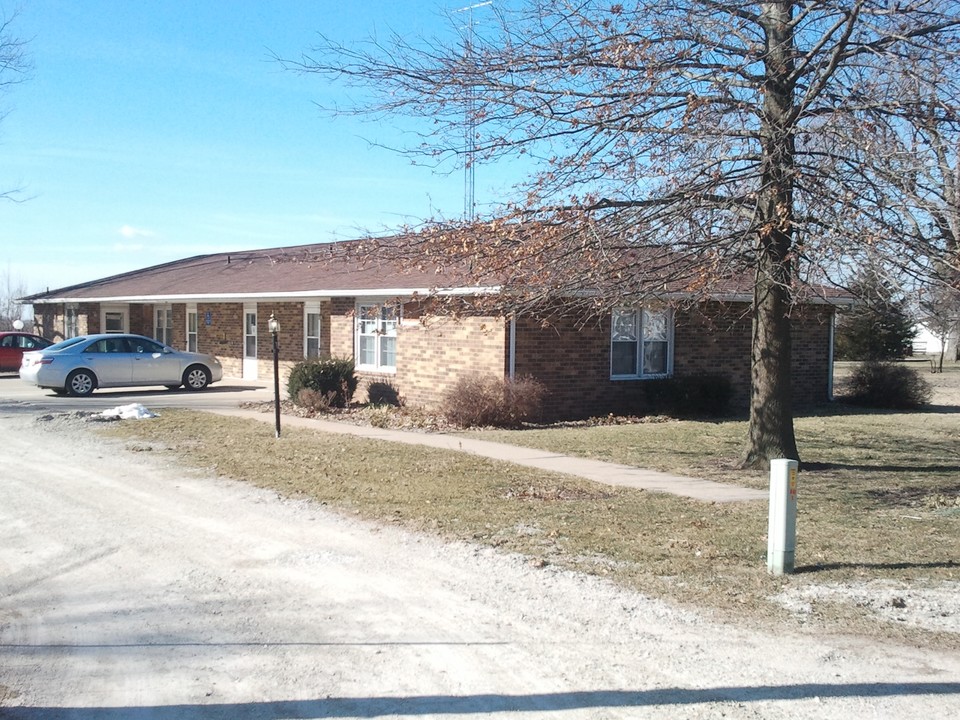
[212,408,769,504]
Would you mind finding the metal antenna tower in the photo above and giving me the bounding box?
[455,1,492,223]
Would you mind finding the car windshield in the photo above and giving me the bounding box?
[43,336,90,352]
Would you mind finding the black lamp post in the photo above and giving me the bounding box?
[268,313,281,438]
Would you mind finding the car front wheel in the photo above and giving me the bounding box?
[66,370,96,397]
[183,365,210,391]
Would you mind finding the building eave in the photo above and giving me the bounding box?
[26,286,504,305]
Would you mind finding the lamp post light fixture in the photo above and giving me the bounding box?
[268,313,281,438]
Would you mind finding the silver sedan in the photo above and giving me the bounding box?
[19,333,224,396]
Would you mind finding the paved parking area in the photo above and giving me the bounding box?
[0,373,273,415]
[3,372,767,502]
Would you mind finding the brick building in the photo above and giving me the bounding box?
[24,239,849,420]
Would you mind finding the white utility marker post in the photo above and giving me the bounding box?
[767,458,799,575]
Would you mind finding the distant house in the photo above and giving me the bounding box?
[23,238,850,419]
[912,323,944,356]
[913,321,960,361]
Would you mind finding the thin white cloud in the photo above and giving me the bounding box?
[118,224,157,240]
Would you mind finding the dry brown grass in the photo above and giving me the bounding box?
[95,361,960,648]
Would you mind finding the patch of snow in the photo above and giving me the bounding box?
[97,403,159,420]
[770,580,960,633]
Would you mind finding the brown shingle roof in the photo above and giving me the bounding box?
[25,240,480,303]
[24,233,853,306]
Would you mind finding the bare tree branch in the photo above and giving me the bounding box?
[283,0,960,466]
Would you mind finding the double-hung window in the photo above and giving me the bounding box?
[65,304,79,338]
[155,307,173,346]
[611,307,673,379]
[186,306,198,352]
[304,303,321,359]
[357,303,398,371]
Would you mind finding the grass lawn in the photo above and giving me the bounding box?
[96,362,960,649]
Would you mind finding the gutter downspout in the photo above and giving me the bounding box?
[827,309,836,401]
[509,314,516,380]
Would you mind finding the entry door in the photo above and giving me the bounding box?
[243,306,258,380]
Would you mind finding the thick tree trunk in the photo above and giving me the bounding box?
[742,251,800,468]
[741,1,801,469]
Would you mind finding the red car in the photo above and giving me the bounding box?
[0,332,55,372]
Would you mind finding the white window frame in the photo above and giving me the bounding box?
[186,304,198,353]
[355,301,399,372]
[304,302,321,359]
[65,304,79,338]
[101,305,128,334]
[244,305,258,360]
[242,303,258,380]
[610,307,674,380]
[154,305,173,346]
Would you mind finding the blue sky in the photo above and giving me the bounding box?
[1,0,514,293]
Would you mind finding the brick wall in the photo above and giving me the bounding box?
[171,304,186,349]
[199,303,244,378]
[28,297,835,418]
[673,303,753,410]
[34,302,97,340]
[513,314,615,419]
[325,298,507,406]
[391,311,507,407]
[129,304,151,336]
[253,302,306,382]
[329,298,355,357]
[788,304,835,407]
[33,306,58,339]
[82,304,99,334]
[513,302,836,420]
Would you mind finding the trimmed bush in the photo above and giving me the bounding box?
[287,357,358,409]
[842,361,932,410]
[441,374,545,428]
[643,375,733,417]
[295,388,340,413]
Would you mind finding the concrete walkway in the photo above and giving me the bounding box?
[212,408,769,504]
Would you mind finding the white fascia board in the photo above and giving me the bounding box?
[697,293,856,306]
[30,285,502,304]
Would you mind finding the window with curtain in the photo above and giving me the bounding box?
[610,307,672,378]
[356,303,398,371]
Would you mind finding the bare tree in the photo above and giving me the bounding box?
[0,264,28,331]
[286,1,960,467]
[1,9,31,330]
[918,285,960,371]
[1,8,29,203]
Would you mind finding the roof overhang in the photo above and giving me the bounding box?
[25,285,504,305]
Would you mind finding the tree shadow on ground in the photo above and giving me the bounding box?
[793,560,960,574]
[3,683,960,719]
[802,462,960,474]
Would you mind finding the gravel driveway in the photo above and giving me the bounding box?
[1,412,959,719]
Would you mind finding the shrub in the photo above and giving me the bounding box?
[441,374,545,428]
[296,388,339,413]
[367,380,403,407]
[643,375,733,417]
[366,405,396,428]
[287,357,358,409]
[842,361,932,410]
